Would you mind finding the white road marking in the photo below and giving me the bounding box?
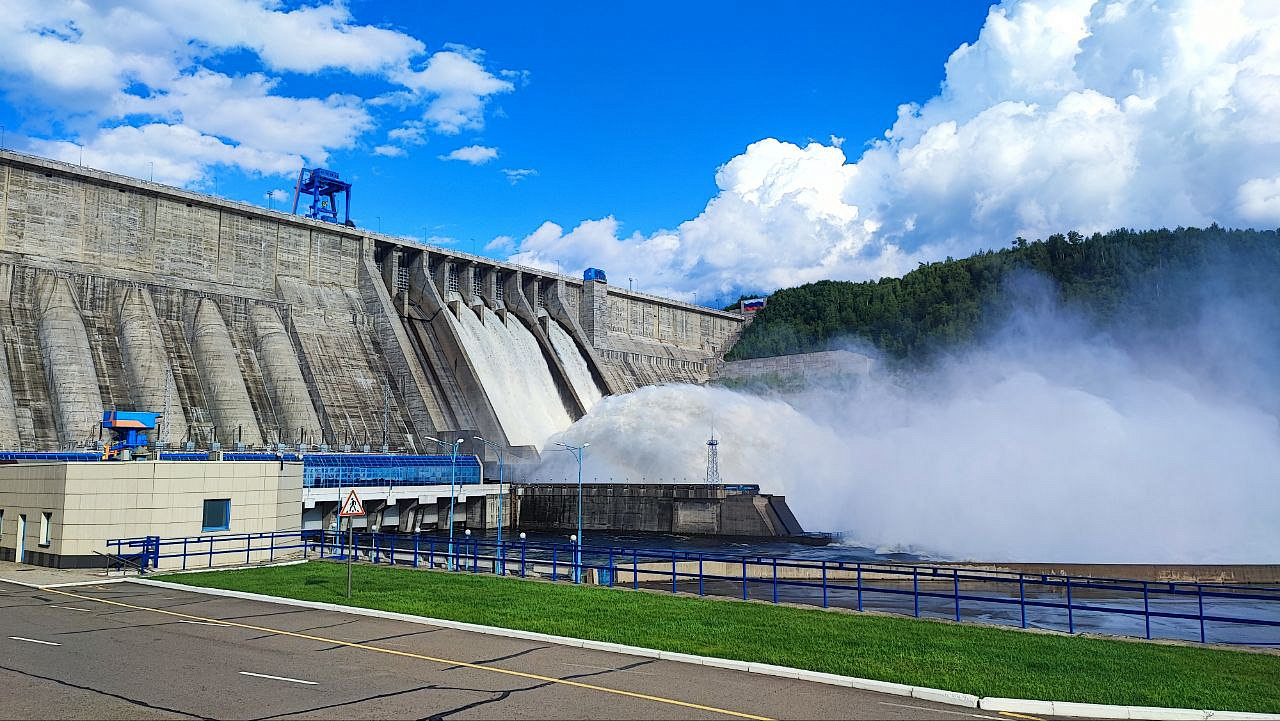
[878,702,1004,720]
[9,636,61,646]
[176,620,229,627]
[48,604,93,612]
[239,671,317,685]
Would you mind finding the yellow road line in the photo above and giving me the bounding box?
[38,585,773,721]
[998,711,1045,720]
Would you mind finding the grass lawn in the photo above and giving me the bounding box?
[163,561,1280,713]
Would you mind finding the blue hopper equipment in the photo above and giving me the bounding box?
[583,267,607,283]
[101,411,161,461]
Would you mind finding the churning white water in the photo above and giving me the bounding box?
[547,320,603,410]
[537,340,1280,563]
[450,306,572,448]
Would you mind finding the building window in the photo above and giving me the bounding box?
[202,499,231,532]
[39,512,51,546]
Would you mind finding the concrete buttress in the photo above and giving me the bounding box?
[191,298,263,446]
[117,286,188,444]
[250,304,322,445]
[37,276,104,447]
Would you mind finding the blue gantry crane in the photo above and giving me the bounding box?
[291,167,354,226]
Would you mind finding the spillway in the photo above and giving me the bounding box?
[117,287,188,444]
[38,278,104,447]
[450,306,572,448]
[191,299,263,446]
[547,320,603,411]
[251,305,323,445]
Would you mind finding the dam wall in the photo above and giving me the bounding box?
[0,149,744,454]
[513,483,806,537]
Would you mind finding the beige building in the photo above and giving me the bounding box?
[0,460,302,569]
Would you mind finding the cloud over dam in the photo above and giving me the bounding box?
[536,349,1280,564]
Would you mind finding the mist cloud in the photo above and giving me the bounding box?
[535,271,1280,563]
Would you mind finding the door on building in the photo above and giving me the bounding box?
[16,514,26,564]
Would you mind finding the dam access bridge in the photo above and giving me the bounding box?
[0,149,745,467]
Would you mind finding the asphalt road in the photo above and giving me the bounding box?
[0,579,1040,720]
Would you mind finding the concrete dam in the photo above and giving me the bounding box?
[0,149,745,462]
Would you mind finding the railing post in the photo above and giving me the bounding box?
[552,544,558,580]
[208,537,214,568]
[1143,581,1151,639]
[1066,576,1074,634]
[429,538,435,568]
[1197,584,1206,644]
[632,549,638,590]
[953,569,960,622]
[246,534,251,564]
[182,538,189,570]
[1019,574,1026,628]
[472,538,478,573]
[521,540,527,578]
[671,551,678,594]
[319,531,325,559]
[389,535,395,567]
[269,533,275,562]
[772,558,778,604]
[913,566,920,617]
[742,559,748,600]
[821,561,828,608]
[698,554,704,596]
[856,564,863,612]
[413,535,419,568]
[608,548,615,588]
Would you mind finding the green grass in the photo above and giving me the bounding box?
[163,561,1280,713]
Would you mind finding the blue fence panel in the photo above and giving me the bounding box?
[105,529,1280,647]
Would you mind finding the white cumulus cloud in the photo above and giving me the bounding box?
[439,145,499,165]
[0,1,519,185]
[505,0,1280,300]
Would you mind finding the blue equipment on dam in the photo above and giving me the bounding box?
[100,410,160,461]
[291,167,353,226]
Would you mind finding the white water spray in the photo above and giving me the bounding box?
[449,306,572,448]
[547,320,603,411]
[538,322,1280,563]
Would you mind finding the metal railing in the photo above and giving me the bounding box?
[107,530,1280,645]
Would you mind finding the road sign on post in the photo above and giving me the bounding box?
[339,490,365,517]
[338,490,364,598]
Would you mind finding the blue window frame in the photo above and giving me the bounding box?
[202,499,230,532]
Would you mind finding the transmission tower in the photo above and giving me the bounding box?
[705,436,721,485]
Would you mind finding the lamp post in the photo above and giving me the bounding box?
[554,441,589,582]
[474,436,505,574]
[426,435,465,569]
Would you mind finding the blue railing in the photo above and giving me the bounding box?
[108,530,1280,646]
[0,451,482,489]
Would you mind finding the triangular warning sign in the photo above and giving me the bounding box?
[339,489,365,517]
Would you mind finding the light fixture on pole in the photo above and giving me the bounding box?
[426,435,465,569]
[553,441,589,582]
[475,435,506,575]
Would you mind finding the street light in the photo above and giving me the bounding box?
[474,436,506,574]
[426,435,465,569]
[554,441,589,582]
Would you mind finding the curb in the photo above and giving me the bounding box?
[123,578,1277,720]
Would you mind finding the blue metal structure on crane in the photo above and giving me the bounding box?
[101,410,160,460]
[291,167,354,226]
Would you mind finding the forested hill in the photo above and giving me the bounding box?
[724,226,1280,363]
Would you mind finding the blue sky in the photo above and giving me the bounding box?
[2,1,1278,304]
[329,1,995,249]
